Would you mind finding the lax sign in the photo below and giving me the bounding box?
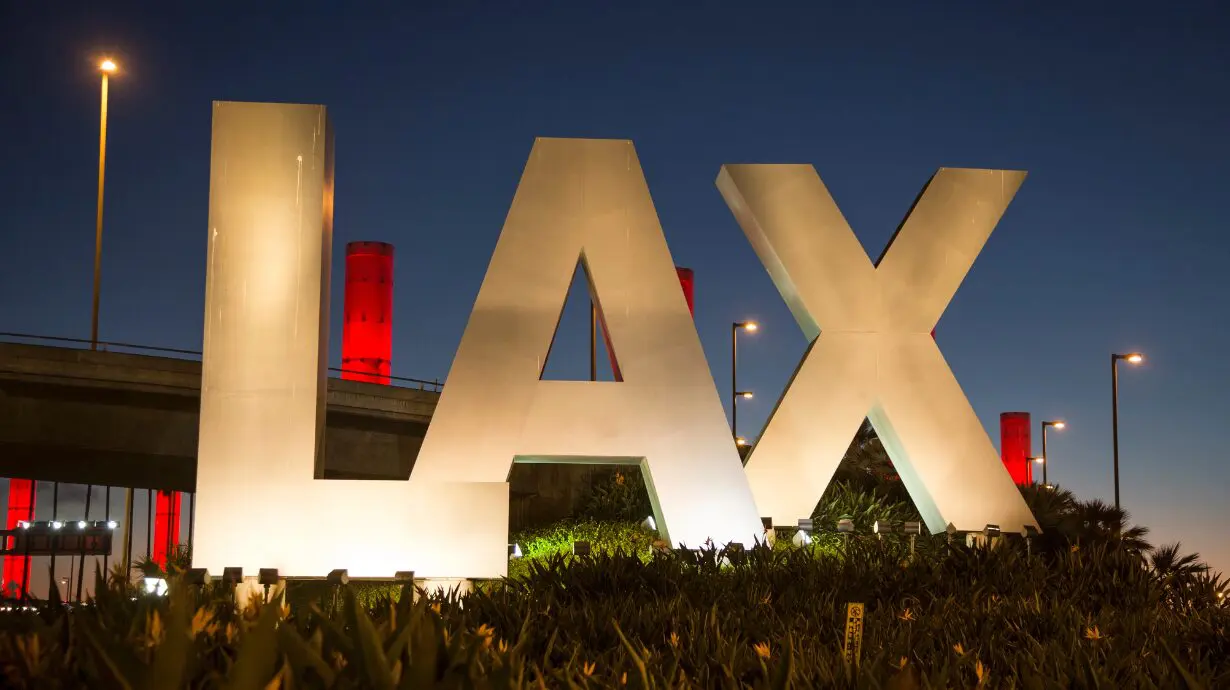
[192,101,1038,581]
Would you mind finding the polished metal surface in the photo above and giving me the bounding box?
[413,138,763,557]
[717,164,1040,535]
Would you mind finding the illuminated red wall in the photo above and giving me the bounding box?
[1,479,35,592]
[153,490,181,566]
[342,242,395,384]
[1000,412,1033,485]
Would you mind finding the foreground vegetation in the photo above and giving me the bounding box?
[0,536,1226,688]
[2,434,1224,686]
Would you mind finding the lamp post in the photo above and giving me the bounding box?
[91,58,117,350]
[1111,352,1144,510]
[1040,420,1065,486]
[731,321,757,440]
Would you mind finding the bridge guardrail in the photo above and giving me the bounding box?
[0,331,442,392]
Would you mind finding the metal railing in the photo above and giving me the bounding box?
[0,331,442,392]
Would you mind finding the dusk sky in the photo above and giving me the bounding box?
[1,2,1227,580]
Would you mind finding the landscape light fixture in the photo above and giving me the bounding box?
[508,543,522,559]
[326,569,349,586]
[184,568,211,586]
[221,567,243,586]
[640,515,656,531]
[983,524,1001,538]
[17,521,29,529]
[76,521,87,529]
[836,517,855,534]
[737,391,754,399]
[258,568,280,586]
[735,436,748,447]
[902,522,922,535]
[106,520,118,529]
[1111,352,1145,510]
[793,518,814,547]
[1030,456,1045,464]
[873,520,897,534]
[143,577,168,596]
[572,541,592,557]
[51,521,63,530]
[394,571,415,582]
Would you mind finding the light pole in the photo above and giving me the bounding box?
[731,321,757,440]
[1111,352,1144,510]
[91,58,117,351]
[1040,420,1065,486]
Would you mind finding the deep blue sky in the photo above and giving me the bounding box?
[2,2,1228,580]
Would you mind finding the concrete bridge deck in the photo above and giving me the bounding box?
[0,341,438,492]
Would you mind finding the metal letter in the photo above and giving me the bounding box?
[195,102,506,579]
[717,165,1039,534]
[413,138,763,560]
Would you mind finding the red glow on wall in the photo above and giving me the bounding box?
[676,267,695,316]
[1,479,35,593]
[342,241,395,384]
[1000,412,1033,485]
[153,490,181,566]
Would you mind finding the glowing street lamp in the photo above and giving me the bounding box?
[1111,352,1145,510]
[91,57,118,350]
[1040,420,1065,486]
[731,321,758,442]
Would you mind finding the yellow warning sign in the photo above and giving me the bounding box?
[843,602,865,668]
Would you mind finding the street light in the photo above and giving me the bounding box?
[1111,352,1145,510]
[1041,420,1065,486]
[91,57,118,350]
[732,321,758,441]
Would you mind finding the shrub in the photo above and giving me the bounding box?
[0,539,1226,687]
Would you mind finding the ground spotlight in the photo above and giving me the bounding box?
[51,521,63,530]
[106,520,118,529]
[258,568,280,586]
[902,521,922,535]
[143,577,168,596]
[184,568,211,586]
[326,569,349,586]
[873,520,897,534]
[572,541,591,557]
[508,543,522,559]
[641,515,656,531]
[836,517,855,534]
[76,520,87,529]
[983,524,1001,538]
[792,518,814,547]
[395,571,415,582]
[221,567,243,586]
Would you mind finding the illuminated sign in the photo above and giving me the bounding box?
[193,101,1037,581]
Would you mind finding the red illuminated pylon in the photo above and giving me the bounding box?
[1,479,36,595]
[1000,412,1033,485]
[153,490,182,567]
[342,242,395,384]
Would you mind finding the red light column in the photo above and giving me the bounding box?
[152,490,181,567]
[342,241,395,384]
[1000,412,1033,485]
[1,479,36,594]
